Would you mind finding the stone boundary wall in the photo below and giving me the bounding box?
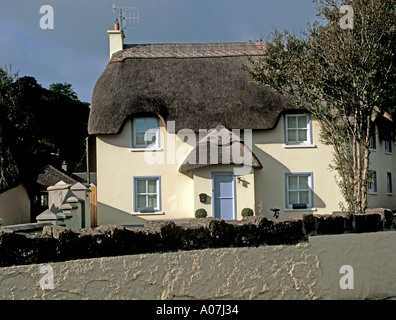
[0,231,395,300]
[0,210,395,267]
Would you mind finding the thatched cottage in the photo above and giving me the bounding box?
[0,113,30,226]
[88,27,396,226]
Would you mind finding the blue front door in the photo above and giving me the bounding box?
[213,172,235,220]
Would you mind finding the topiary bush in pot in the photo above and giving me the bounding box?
[241,208,254,217]
[195,208,208,219]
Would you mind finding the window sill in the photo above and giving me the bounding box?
[387,193,393,196]
[284,208,317,212]
[130,147,163,152]
[369,149,377,152]
[368,192,378,195]
[385,152,393,155]
[131,211,164,216]
[283,144,316,149]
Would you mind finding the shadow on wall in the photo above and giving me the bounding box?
[97,202,148,226]
[251,147,326,218]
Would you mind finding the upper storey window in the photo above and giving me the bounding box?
[132,117,159,149]
[285,114,312,146]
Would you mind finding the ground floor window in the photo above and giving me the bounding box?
[133,176,161,213]
[285,173,313,209]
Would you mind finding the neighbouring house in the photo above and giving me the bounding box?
[87,26,396,226]
[0,114,31,226]
[36,164,84,212]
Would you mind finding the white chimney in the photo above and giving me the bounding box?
[107,19,124,59]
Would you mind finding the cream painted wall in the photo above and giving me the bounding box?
[96,116,396,225]
[193,165,255,220]
[97,119,195,225]
[0,184,31,226]
[253,115,346,218]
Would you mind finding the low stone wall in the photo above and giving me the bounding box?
[0,211,395,267]
[0,231,395,300]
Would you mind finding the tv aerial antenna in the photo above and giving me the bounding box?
[112,3,140,31]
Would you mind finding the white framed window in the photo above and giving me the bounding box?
[387,172,393,195]
[285,173,313,209]
[285,114,313,146]
[133,176,161,213]
[385,140,392,154]
[132,117,159,149]
[367,171,377,194]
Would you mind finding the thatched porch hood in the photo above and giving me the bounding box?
[88,41,297,136]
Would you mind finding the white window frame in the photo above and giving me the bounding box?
[284,114,315,148]
[285,172,314,209]
[133,176,162,214]
[367,170,377,194]
[131,117,160,150]
[385,140,393,154]
[387,172,393,195]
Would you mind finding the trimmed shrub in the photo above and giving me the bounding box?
[195,208,208,219]
[241,208,254,217]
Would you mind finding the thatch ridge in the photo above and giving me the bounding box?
[118,42,268,60]
[88,41,297,135]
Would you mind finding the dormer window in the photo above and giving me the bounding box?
[132,117,159,149]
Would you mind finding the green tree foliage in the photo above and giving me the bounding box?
[49,82,78,100]
[249,0,395,213]
[0,66,90,194]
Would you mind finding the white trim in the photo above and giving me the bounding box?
[130,147,163,152]
[285,208,317,212]
[131,212,165,216]
[283,144,316,149]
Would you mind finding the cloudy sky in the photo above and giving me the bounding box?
[0,0,319,103]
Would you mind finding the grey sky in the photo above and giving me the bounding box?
[0,0,319,103]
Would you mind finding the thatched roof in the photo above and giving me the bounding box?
[37,165,82,189]
[0,114,20,194]
[88,42,297,135]
[179,125,263,174]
